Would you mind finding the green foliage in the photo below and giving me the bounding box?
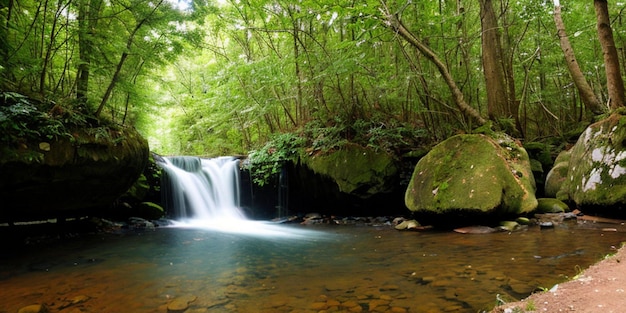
[247,132,305,186]
[0,92,70,144]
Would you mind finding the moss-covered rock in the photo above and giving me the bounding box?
[404,133,537,225]
[136,202,165,220]
[545,150,571,198]
[535,198,569,213]
[301,143,398,198]
[0,126,149,222]
[557,113,626,216]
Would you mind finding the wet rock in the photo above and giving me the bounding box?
[167,295,197,313]
[17,304,48,313]
[453,226,497,234]
[368,298,390,311]
[499,221,519,232]
[394,219,420,230]
[310,302,328,310]
[535,198,569,213]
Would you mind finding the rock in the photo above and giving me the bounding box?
[38,142,51,151]
[135,202,164,220]
[544,150,571,198]
[515,217,531,225]
[499,221,519,231]
[167,295,197,313]
[535,198,569,213]
[301,143,398,198]
[405,133,537,226]
[394,219,420,230]
[557,113,626,217]
[17,304,48,313]
[0,126,149,222]
[453,226,497,234]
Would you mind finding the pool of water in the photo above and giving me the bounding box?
[1,219,625,313]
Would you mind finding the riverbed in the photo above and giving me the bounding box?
[1,219,624,313]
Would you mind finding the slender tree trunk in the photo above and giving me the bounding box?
[380,3,486,126]
[77,0,102,104]
[553,2,604,114]
[594,0,625,109]
[478,0,511,121]
[0,0,14,84]
[95,0,163,117]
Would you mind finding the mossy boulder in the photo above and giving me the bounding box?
[545,150,571,198]
[0,126,150,222]
[405,133,537,226]
[535,198,569,213]
[557,113,626,216]
[135,202,165,220]
[301,143,398,198]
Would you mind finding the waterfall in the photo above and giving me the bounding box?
[158,155,327,240]
[159,156,246,222]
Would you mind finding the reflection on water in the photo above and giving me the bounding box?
[1,220,625,313]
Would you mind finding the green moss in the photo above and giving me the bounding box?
[405,133,537,215]
[561,115,626,208]
[302,143,397,196]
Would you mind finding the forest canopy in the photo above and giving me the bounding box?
[1,0,625,158]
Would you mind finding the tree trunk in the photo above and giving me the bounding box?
[77,0,102,104]
[95,0,164,117]
[478,0,512,121]
[380,4,486,126]
[594,0,625,109]
[554,2,605,114]
[1,0,14,84]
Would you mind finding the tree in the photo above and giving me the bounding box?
[553,0,605,114]
[594,0,625,109]
[479,0,517,124]
[379,1,487,126]
[76,0,103,103]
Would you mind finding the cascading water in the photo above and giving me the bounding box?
[158,156,325,239]
[159,156,245,221]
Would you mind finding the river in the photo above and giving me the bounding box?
[1,219,624,313]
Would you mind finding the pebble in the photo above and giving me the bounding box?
[18,304,48,313]
[167,295,197,313]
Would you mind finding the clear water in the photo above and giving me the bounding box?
[1,220,624,313]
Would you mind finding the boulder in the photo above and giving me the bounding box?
[544,150,571,198]
[301,143,398,198]
[557,113,626,216]
[0,126,149,222]
[405,133,537,226]
[535,198,569,213]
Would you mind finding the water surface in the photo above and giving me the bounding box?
[1,220,624,313]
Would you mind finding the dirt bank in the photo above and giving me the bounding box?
[492,242,626,313]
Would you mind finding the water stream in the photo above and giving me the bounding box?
[1,156,625,313]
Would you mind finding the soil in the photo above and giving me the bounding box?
[491,243,626,313]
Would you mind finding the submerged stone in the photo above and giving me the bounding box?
[404,133,537,226]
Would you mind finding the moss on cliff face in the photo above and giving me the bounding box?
[301,143,398,198]
[0,126,150,222]
[405,133,537,218]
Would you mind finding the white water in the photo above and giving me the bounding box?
[159,156,326,239]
